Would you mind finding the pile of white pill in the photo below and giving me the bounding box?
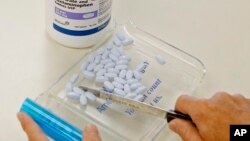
[66,32,165,106]
[65,32,146,106]
[65,32,164,106]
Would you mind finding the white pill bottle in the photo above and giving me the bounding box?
[46,0,112,48]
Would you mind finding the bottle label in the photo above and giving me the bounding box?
[53,0,112,36]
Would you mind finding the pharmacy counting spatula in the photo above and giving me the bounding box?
[79,85,193,123]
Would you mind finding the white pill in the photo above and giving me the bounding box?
[114,88,126,96]
[85,92,96,102]
[80,94,88,106]
[105,73,117,79]
[134,86,147,94]
[95,76,108,83]
[70,73,79,83]
[94,55,101,64]
[101,59,112,65]
[97,48,105,55]
[80,61,89,71]
[135,62,145,72]
[109,54,119,62]
[83,71,95,80]
[124,84,131,93]
[134,94,144,101]
[125,93,137,99]
[88,53,97,63]
[66,82,73,92]
[94,64,104,72]
[122,38,134,46]
[111,48,120,57]
[116,32,126,41]
[133,71,142,80]
[104,62,115,69]
[119,70,127,78]
[73,86,85,95]
[112,81,124,89]
[86,63,95,72]
[127,79,138,84]
[101,50,109,59]
[113,36,122,47]
[117,60,129,65]
[130,82,143,90]
[155,55,166,65]
[108,68,119,74]
[96,69,106,76]
[114,77,127,84]
[106,41,113,50]
[104,81,114,91]
[67,92,81,100]
[115,65,128,70]
[119,55,131,61]
[117,47,125,55]
[126,70,133,80]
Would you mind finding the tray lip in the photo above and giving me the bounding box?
[37,21,207,140]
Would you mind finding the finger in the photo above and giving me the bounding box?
[232,93,248,101]
[17,112,49,141]
[169,119,202,141]
[233,93,245,99]
[210,92,237,106]
[211,91,231,99]
[232,93,246,102]
[232,93,250,107]
[83,124,101,141]
[175,95,198,115]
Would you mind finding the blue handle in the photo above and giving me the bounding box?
[20,98,82,141]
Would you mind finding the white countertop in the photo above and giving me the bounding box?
[0,0,249,140]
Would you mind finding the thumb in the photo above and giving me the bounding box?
[169,119,202,141]
[83,124,101,141]
[17,112,49,141]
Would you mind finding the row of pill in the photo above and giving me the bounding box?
[66,74,97,106]
[113,32,134,47]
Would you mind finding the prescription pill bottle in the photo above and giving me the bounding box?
[46,0,113,48]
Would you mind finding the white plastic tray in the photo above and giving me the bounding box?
[36,21,206,141]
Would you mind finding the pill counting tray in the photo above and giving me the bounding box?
[35,21,206,141]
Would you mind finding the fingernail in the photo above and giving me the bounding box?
[84,124,98,133]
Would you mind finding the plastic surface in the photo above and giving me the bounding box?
[20,98,82,141]
[36,21,206,140]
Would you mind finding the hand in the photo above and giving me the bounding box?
[17,112,101,141]
[169,92,250,141]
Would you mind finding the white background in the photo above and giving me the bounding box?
[0,0,249,140]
